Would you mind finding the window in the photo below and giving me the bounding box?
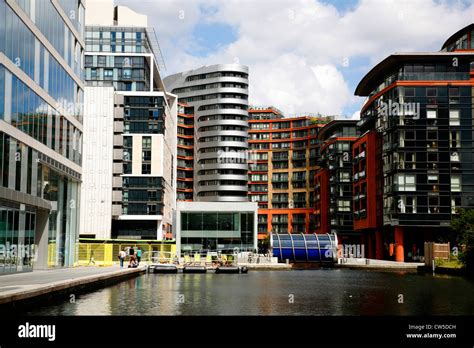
[451,197,461,214]
[142,163,151,174]
[426,88,437,97]
[428,196,439,214]
[406,196,416,213]
[339,172,350,182]
[449,110,460,126]
[399,196,416,213]
[398,174,416,191]
[428,175,438,184]
[404,87,415,97]
[337,200,351,212]
[123,68,132,79]
[142,150,151,161]
[104,69,113,78]
[426,109,437,119]
[427,131,437,140]
[427,153,438,167]
[98,56,106,67]
[449,87,460,97]
[451,176,461,192]
[450,131,460,148]
[142,137,151,149]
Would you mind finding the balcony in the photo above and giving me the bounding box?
[293,197,307,204]
[292,154,306,160]
[272,198,289,204]
[272,219,288,224]
[272,155,289,161]
[398,72,469,81]
[382,142,398,152]
[272,177,289,183]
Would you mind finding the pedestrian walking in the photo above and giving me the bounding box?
[118,249,126,268]
[136,246,142,264]
[88,250,96,265]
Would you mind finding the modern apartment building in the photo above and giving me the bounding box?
[164,64,250,202]
[314,120,360,245]
[0,0,85,272]
[177,102,194,202]
[248,107,330,242]
[80,0,177,241]
[352,23,474,262]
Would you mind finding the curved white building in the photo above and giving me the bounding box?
[164,65,249,202]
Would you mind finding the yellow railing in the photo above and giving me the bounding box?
[48,243,57,267]
[76,242,176,267]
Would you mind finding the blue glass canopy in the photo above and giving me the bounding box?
[271,233,338,263]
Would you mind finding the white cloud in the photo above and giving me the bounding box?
[116,0,474,115]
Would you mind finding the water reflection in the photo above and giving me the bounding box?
[26,270,474,316]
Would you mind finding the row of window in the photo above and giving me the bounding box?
[185,71,248,82]
[250,192,308,202]
[0,2,83,118]
[249,131,315,140]
[0,66,82,165]
[11,0,84,78]
[390,174,461,192]
[173,82,247,94]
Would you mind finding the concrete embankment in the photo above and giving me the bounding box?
[236,263,292,270]
[0,266,146,308]
[334,258,424,273]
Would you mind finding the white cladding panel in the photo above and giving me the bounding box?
[80,87,114,239]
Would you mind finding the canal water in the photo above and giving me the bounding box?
[26,269,474,315]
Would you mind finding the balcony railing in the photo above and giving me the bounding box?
[272,198,289,203]
[398,72,469,81]
[292,154,306,160]
[272,177,289,183]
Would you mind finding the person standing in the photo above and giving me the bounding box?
[136,247,142,265]
[118,249,126,268]
[129,245,135,257]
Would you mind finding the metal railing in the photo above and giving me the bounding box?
[76,242,176,267]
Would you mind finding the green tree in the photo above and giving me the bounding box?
[451,209,474,275]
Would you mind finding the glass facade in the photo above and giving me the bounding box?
[85,55,150,91]
[362,83,474,226]
[123,96,164,134]
[0,0,84,272]
[180,212,254,252]
[0,202,36,273]
[85,27,152,54]
[122,177,164,216]
[1,0,84,115]
[0,65,82,165]
[12,0,85,79]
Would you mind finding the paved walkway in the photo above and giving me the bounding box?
[0,266,145,304]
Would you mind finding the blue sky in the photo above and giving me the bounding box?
[117,0,474,118]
